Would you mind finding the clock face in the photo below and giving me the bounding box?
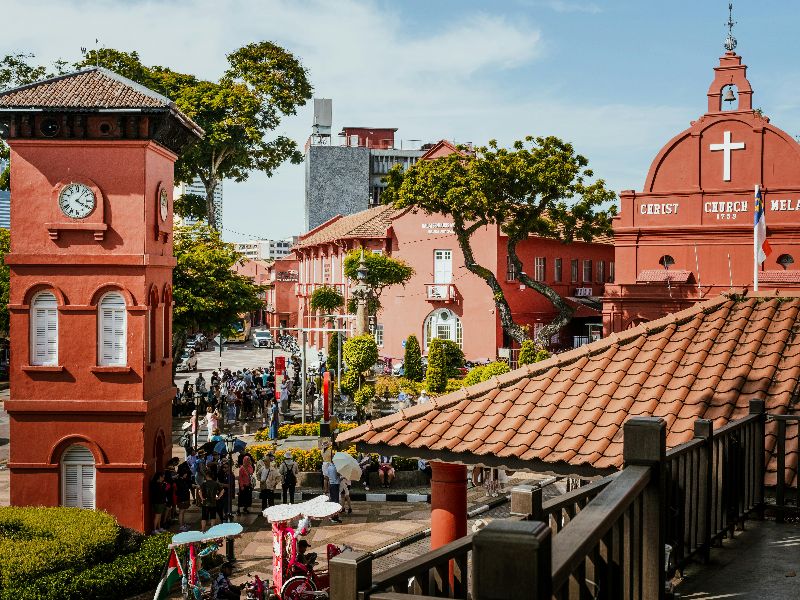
[58,183,96,219]
[159,188,169,221]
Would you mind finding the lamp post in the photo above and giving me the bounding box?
[352,251,371,336]
[224,432,235,560]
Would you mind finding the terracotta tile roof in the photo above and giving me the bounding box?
[296,205,398,249]
[759,270,800,284]
[637,269,694,283]
[340,291,800,487]
[0,67,172,110]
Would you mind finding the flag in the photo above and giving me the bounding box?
[153,548,183,600]
[754,185,772,264]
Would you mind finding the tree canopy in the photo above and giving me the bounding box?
[0,47,313,227]
[173,224,264,338]
[382,136,616,344]
[343,249,414,314]
[309,285,345,314]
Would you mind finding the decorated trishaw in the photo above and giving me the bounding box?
[263,495,347,600]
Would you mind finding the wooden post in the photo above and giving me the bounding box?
[329,550,373,600]
[510,484,543,520]
[694,418,713,563]
[749,399,766,519]
[623,416,666,600]
[473,520,551,599]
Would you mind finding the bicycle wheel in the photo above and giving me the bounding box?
[281,575,317,600]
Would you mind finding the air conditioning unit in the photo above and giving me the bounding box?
[575,287,593,297]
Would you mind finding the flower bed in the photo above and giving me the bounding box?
[247,443,418,472]
[254,421,358,442]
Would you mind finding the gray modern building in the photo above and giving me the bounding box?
[303,103,425,231]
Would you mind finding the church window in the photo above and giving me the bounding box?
[554,258,563,283]
[31,291,58,366]
[98,292,127,366]
[61,444,95,509]
[582,260,592,283]
[777,254,794,269]
[534,257,546,282]
[424,309,463,350]
[658,255,675,269]
[570,259,579,283]
[163,291,171,359]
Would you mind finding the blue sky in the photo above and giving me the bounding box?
[4,0,799,241]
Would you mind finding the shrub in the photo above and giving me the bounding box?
[403,335,424,382]
[445,378,465,393]
[397,377,423,395]
[374,375,400,399]
[354,385,375,410]
[343,334,379,374]
[425,338,447,393]
[463,361,510,386]
[327,332,341,372]
[440,339,465,376]
[0,507,168,600]
[519,340,550,366]
[254,421,357,442]
[340,368,360,395]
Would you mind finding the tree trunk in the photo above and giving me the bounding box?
[507,236,574,345]
[453,217,529,345]
[204,179,219,230]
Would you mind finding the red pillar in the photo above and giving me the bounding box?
[430,461,467,549]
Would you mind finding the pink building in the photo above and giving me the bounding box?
[233,256,299,331]
[294,204,613,361]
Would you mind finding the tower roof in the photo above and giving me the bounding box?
[0,67,204,142]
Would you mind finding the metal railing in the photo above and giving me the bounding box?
[330,400,790,599]
[424,283,457,302]
[770,414,800,522]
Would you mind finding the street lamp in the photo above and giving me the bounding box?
[223,432,236,559]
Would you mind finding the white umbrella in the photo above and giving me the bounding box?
[332,452,362,482]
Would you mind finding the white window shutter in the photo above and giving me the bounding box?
[80,465,95,509]
[98,293,126,366]
[64,464,79,506]
[31,293,57,366]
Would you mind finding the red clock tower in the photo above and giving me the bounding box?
[0,68,202,531]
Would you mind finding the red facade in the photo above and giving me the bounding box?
[604,52,800,332]
[0,68,200,531]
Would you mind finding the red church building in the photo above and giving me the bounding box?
[0,68,201,531]
[604,50,800,332]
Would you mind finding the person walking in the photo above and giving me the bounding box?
[176,460,193,531]
[198,470,223,531]
[150,471,166,534]
[203,406,219,441]
[279,452,299,504]
[339,476,353,515]
[257,454,280,509]
[325,462,342,523]
[358,453,373,491]
[269,398,280,440]
[237,455,254,515]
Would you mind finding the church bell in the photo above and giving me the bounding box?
[723,87,737,103]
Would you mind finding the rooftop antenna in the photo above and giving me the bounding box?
[724,3,737,52]
[80,39,102,66]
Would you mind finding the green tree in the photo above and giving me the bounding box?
[173,224,264,354]
[382,136,616,345]
[343,250,414,314]
[67,45,312,229]
[0,53,70,191]
[327,332,341,372]
[0,229,9,335]
[425,338,447,393]
[310,285,345,315]
[403,335,424,382]
[440,339,465,377]
[518,339,550,366]
[173,193,208,221]
[342,334,379,420]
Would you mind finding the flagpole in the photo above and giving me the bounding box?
[754,184,759,292]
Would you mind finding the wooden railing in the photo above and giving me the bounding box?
[770,413,800,522]
[331,401,774,600]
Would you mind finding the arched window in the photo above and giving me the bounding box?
[777,254,794,269]
[30,291,58,366]
[98,292,127,366]
[658,255,675,269]
[148,294,157,364]
[423,308,463,351]
[61,444,95,509]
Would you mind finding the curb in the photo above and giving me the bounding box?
[295,490,431,503]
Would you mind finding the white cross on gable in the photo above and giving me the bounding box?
[709,130,745,182]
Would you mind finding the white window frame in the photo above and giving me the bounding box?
[61,444,95,509]
[534,257,546,282]
[423,308,463,350]
[374,323,384,347]
[98,292,127,366]
[30,291,58,366]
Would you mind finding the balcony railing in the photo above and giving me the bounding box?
[294,282,346,297]
[331,400,788,600]
[425,283,457,302]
